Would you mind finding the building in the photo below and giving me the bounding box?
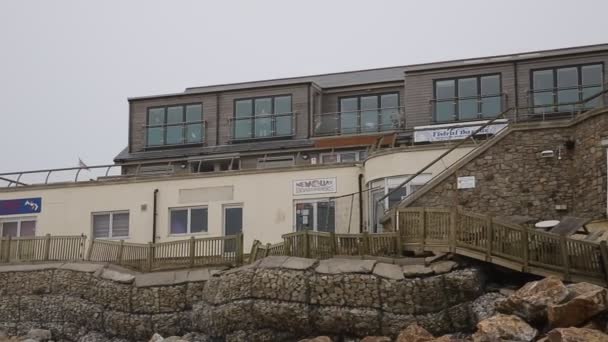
[0,44,607,250]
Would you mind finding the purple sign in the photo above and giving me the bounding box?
[0,198,42,216]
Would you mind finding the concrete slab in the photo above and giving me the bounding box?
[173,270,189,284]
[135,271,176,287]
[187,269,211,282]
[373,263,404,280]
[100,268,135,284]
[59,262,106,273]
[282,257,316,270]
[362,255,395,264]
[430,260,457,275]
[402,264,434,278]
[425,253,448,266]
[0,263,63,273]
[257,256,289,269]
[315,258,376,274]
[393,257,426,266]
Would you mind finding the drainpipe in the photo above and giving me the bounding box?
[152,189,159,243]
[358,174,364,233]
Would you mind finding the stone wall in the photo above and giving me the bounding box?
[409,110,608,220]
[0,258,489,341]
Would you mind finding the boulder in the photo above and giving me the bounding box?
[548,283,608,328]
[497,276,569,323]
[471,292,506,322]
[396,324,435,342]
[472,314,538,342]
[26,329,52,342]
[360,337,391,342]
[149,334,164,342]
[545,327,608,341]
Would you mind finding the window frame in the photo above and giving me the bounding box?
[337,92,401,134]
[530,62,604,113]
[293,198,336,233]
[233,94,293,141]
[432,73,502,123]
[91,211,130,239]
[0,216,37,237]
[145,103,205,148]
[168,206,209,236]
[319,150,367,164]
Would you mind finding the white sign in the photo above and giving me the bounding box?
[414,120,508,143]
[457,176,476,189]
[293,177,337,195]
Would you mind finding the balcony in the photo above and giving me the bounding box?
[145,120,207,149]
[430,93,508,124]
[520,84,606,121]
[313,106,404,137]
[229,112,295,141]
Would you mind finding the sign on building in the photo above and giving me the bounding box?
[457,176,476,189]
[414,120,508,143]
[0,197,42,216]
[293,177,337,195]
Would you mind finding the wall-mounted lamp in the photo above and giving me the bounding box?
[540,150,555,158]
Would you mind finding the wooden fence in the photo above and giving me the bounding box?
[86,234,244,272]
[249,230,401,262]
[397,207,608,285]
[0,234,86,263]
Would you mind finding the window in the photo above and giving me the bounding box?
[257,156,294,169]
[320,150,367,164]
[146,104,204,147]
[0,218,36,237]
[169,207,208,235]
[294,199,335,232]
[234,96,293,140]
[338,93,400,134]
[368,174,431,232]
[532,64,604,113]
[434,75,502,122]
[92,212,129,239]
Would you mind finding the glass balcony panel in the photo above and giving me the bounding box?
[481,96,501,117]
[147,127,164,146]
[186,123,203,143]
[166,126,183,144]
[275,115,292,136]
[435,101,454,122]
[254,117,272,138]
[533,92,554,114]
[458,98,478,120]
[234,120,252,139]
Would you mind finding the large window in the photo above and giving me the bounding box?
[234,96,293,140]
[369,174,431,232]
[294,199,335,233]
[92,211,129,239]
[147,104,204,147]
[532,64,604,113]
[169,207,208,235]
[434,75,502,122]
[320,150,367,164]
[0,218,36,237]
[338,93,400,134]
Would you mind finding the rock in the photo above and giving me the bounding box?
[472,314,538,342]
[26,329,52,341]
[402,265,434,278]
[149,333,164,342]
[164,337,187,342]
[548,283,608,328]
[396,324,435,342]
[430,261,457,274]
[471,292,506,322]
[425,252,447,265]
[180,333,211,342]
[497,276,569,323]
[299,337,333,342]
[546,327,608,341]
[360,337,391,342]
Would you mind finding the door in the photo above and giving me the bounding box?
[224,205,243,253]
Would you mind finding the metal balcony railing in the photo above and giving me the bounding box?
[229,112,296,141]
[429,93,509,124]
[144,120,206,148]
[313,106,404,136]
[519,83,607,121]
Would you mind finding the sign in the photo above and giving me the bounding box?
[457,176,476,189]
[0,197,42,216]
[414,120,508,143]
[293,177,337,195]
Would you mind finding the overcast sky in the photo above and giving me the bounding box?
[0,0,607,174]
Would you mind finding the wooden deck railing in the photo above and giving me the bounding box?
[0,234,86,263]
[86,234,244,272]
[398,207,608,285]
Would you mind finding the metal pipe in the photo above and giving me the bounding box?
[358,173,364,233]
[152,189,159,243]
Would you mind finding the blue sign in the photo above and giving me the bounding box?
[0,198,42,216]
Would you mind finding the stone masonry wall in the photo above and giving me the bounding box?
[0,258,488,341]
[410,110,608,220]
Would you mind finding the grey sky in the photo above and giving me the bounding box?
[0,0,606,173]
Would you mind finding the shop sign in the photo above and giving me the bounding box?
[293,177,337,195]
[0,197,42,216]
[414,120,508,143]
